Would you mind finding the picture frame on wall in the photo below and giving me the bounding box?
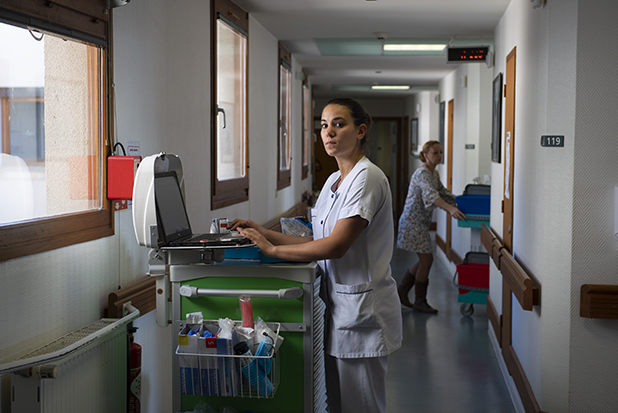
[410,118,419,155]
[491,72,503,163]
[439,101,445,163]
[439,101,445,149]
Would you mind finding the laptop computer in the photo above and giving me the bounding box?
[154,171,253,249]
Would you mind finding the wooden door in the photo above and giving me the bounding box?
[503,47,516,252]
[501,46,516,353]
[399,116,410,222]
[313,118,338,191]
[446,99,454,259]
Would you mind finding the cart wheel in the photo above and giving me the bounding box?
[460,303,474,317]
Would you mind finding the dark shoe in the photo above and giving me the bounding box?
[412,299,438,314]
[398,285,414,308]
[412,280,438,314]
[397,270,415,308]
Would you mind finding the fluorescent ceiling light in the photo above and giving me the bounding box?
[383,44,446,51]
[371,85,410,90]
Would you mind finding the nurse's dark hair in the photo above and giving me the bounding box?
[326,97,372,153]
[419,140,441,163]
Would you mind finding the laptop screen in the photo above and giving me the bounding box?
[154,171,192,244]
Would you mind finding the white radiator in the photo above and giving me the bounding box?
[4,305,139,413]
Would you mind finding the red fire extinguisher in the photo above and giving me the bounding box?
[128,326,141,413]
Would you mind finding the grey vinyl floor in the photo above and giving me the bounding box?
[385,247,516,413]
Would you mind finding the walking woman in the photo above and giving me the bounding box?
[396,140,465,313]
[231,98,402,413]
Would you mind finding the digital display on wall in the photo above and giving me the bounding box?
[447,47,489,62]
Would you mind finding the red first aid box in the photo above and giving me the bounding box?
[107,156,141,200]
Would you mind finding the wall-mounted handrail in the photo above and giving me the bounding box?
[480,223,538,311]
[480,223,495,256]
[580,284,618,319]
[106,276,156,318]
[499,252,537,311]
[481,224,503,270]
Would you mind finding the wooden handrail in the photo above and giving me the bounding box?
[580,284,618,319]
[481,223,503,269]
[105,276,156,318]
[480,223,495,256]
[262,197,310,232]
[499,252,538,311]
[480,223,538,311]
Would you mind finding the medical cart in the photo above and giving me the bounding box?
[452,252,490,317]
[168,251,326,413]
[131,153,327,412]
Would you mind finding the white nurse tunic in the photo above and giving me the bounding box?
[311,156,403,359]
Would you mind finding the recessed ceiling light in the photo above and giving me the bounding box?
[371,85,410,90]
[383,44,446,51]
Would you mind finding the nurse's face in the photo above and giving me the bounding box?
[320,104,366,160]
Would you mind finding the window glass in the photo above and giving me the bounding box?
[0,22,103,225]
[277,43,292,190]
[302,82,310,179]
[216,19,246,181]
[211,0,249,209]
[279,64,291,171]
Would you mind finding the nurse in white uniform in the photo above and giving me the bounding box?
[231,97,403,413]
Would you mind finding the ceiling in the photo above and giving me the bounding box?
[233,0,511,98]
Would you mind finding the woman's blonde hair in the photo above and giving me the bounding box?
[419,140,441,163]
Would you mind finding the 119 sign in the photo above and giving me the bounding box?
[540,135,564,147]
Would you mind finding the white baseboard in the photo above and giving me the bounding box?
[487,323,526,413]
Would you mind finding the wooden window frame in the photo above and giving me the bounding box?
[211,0,249,210]
[0,0,113,262]
[277,42,292,190]
[301,80,310,180]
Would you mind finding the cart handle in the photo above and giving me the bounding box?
[179,285,303,300]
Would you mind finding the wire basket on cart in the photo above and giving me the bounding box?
[452,252,489,317]
[175,321,280,399]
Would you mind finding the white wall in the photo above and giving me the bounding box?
[403,91,440,174]
[490,0,618,411]
[570,0,618,410]
[491,0,575,410]
[437,62,493,262]
[0,1,311,412]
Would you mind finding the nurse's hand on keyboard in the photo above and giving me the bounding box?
[230,218,265,235]
[237,227,274,256]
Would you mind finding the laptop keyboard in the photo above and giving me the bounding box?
[171,233,253,247]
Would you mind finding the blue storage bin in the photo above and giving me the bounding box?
[224,246,289,263]
[456,195,490,216]
[457,215,489,228]
[224,246,261,260]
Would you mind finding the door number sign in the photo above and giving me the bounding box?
[541,135,564,147]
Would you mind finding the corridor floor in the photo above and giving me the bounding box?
[385,247,516,413]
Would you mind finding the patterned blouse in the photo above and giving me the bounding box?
[396,165,456,254]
